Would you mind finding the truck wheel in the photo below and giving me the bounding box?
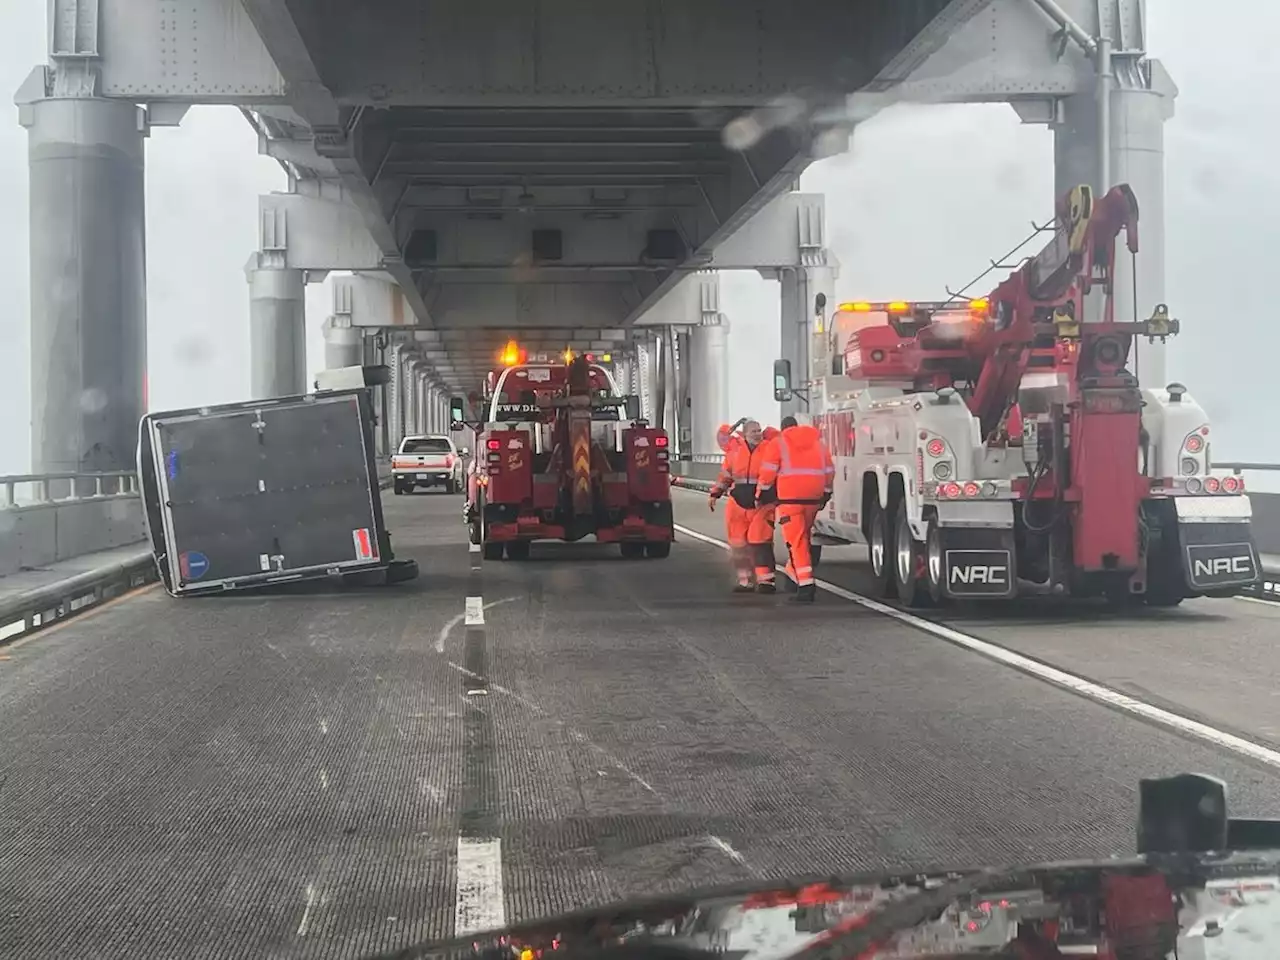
[1143,518,1186,607]
[645,541,671,559]
[925,519,946,604]
[1143,581,1184,607]
[620,542,645,559]
[482,542,504,561]
[867,501,898,599]
[893,503,934,608]
[506,540,530,561]
[393,481,404,495]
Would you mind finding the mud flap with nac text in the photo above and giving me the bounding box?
[940,526,1018,600]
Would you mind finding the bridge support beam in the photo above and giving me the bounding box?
[688,317,730,457]
[18,92,148,475]
[246,258,307,399]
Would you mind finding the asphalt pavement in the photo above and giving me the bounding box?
[3,488,1280,958]
[671,486,1280,751]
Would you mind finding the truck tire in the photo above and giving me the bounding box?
[506,540,530,561]
[925,519,946,604]
[893,502,934,608]
[620,542,645,559]
[482,542,504,561]
[445,478,457,494]
[867,501,898,599]
[1143,514,1186,607]
[393,481,404,495]
[645,541,671,559]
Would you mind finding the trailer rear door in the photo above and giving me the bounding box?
[145,393,382,592]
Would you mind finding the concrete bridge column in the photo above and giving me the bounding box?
[673,329,692,457]
[1053,60,1176,389]
[778,266,834,420]
[424,376,440,435]
[247,260,306,399]
[20,95,147,475]
[638,335,658,426]
[688,317,729,455]
[613,353,632,396]
[321,316,362,369]
[408,364,424,436]
[660,329,679,439]
[388,342,405,450]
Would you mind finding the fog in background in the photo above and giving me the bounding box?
[2,5,1276,479]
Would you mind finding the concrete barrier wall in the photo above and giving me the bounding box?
[0,498,146,577]
[671,461,721,482]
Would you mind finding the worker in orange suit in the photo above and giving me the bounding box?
[708,418,750,590]
[709,419,777,593]
[756,414,834,602]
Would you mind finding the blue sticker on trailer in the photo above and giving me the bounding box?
[179,551,209,580]
[166,450,180,479]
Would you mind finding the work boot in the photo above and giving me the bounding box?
[755,580,776,594]
[733,578,754,593]
[790,583,817,603]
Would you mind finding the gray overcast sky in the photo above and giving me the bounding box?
[2,4,1277,477]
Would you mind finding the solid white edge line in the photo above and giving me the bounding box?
[1234,594,1280,607]
[455,837,505,936]
[465,595,485,626]
[672,522,1280,771]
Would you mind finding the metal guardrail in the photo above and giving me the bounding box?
[2,471,139,508]
[671,475,714,493]
[1216,462,1280,474]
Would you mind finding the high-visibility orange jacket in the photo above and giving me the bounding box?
[712,438,773,507]
[757,424,835,504]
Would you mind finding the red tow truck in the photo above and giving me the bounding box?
[452,343,675,561]
[773,182,1260,606]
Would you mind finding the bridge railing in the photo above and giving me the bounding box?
[0,471,149,580]
[2,471,139,508]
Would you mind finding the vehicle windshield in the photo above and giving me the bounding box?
[400,438,452,454]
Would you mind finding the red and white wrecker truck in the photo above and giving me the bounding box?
[451,344,675,561]
[772,182,1260,608]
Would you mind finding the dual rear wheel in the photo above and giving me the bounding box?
[866,497,942,608]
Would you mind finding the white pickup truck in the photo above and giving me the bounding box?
[392,435,467,495]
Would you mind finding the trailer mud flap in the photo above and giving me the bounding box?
[939,527,1017,599]
[1179,522,1260,592]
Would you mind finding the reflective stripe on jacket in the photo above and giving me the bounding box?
[756,424,835,503]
